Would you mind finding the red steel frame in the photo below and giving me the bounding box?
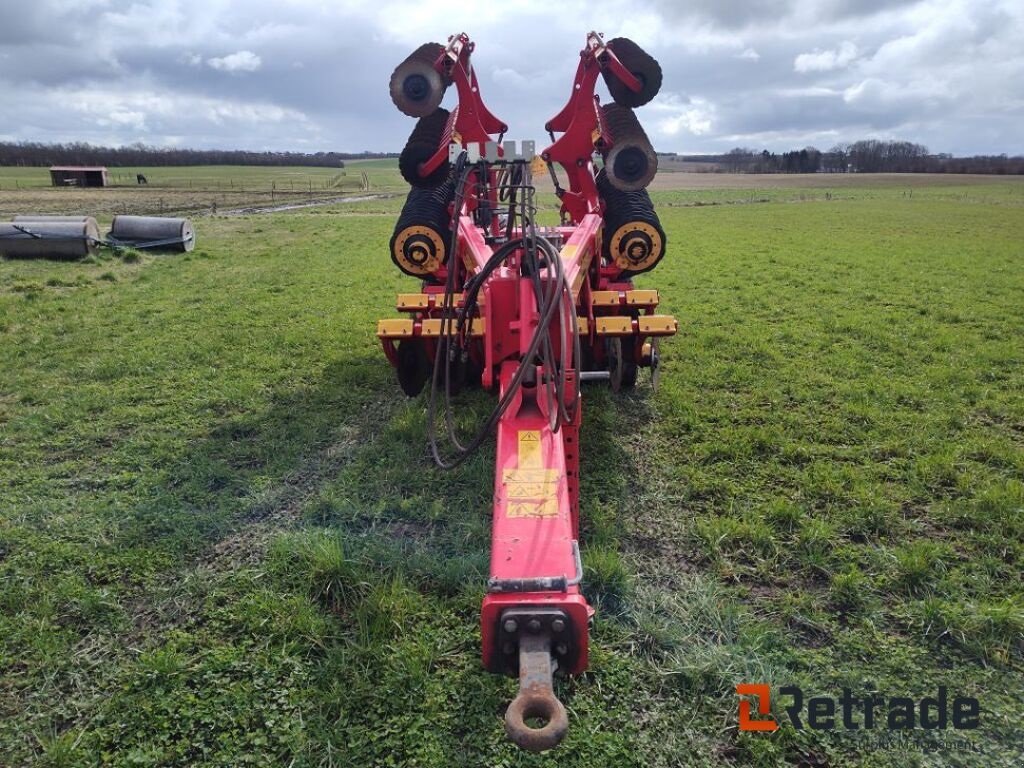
[543,31,643,225]
[379,31,664,750]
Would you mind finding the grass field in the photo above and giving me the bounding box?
[0,161,406,219]
[1,170,1023,766]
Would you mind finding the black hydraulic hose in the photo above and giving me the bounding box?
[427,156,581,470]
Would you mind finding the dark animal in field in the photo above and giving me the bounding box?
[137,174,148,185]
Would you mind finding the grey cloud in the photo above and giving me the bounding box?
[638,0,923,28]
[0,0,1020,155]
[640,0,789,29]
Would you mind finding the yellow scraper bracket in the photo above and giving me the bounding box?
[594,316,633,335]
[421,318,487,337]
[626,289,659,306]
[591,291,621,307]
[377,319,415,338]
[396,293,430,309]
[637,315,678,335]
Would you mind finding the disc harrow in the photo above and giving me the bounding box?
[375,30,673,752]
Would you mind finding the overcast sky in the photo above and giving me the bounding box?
[0,0,1021,155]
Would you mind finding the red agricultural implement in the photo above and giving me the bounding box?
[377,31,675,751]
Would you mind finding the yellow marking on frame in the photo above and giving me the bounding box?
[507,499,559,518]
[591,290,620,307]
[638,315,679,335]
[419,317,486,337]
[376,319,414,338]
[518,430,542,468]
[626,289,659,306]
[595,316,633,335]
[396,293,429,310]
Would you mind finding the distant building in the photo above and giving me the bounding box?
[49,166,109,187]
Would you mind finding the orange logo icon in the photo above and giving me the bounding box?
[737,684,779,732]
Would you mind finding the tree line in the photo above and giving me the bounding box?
[4,138,1021,175]
[0,142,398,168]
[720,140,1024,174]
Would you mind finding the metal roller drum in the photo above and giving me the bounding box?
[390,43,449,118]
[602,37,663,108]
[597,170,666,277]
[600,103,658,192]
[390,175,455,279]
[399,108,452,188]
[0,218,100,260]
[109,215,195,252]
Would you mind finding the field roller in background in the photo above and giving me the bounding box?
[108,215,195,252]
[0,218,100,260]
[13,215,98,223]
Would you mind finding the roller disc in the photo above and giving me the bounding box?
[603,37,663,108]
[642,338,662,390]
[397,340,431,396]
[399,108,452,188]
[596,170,666,276]
[606,337,624,393]
[390,175,454,280]
[399,141,446,187]
[391,224,446,276]
[609,220,664,273]
[606,142,657,192]
[601,104,658,192]
[390,43,448,117]
[621,338,639,390]
[650,338,661,390]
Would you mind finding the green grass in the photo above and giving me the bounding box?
[1,176,1022,766]
[0,162,405,191]
[0,162,408,220]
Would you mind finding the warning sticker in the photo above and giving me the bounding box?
[518,430,542,468]
[502,468,561,517]
[506,433,560,517]
[503,469,561,499]
[507,499,559,518]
